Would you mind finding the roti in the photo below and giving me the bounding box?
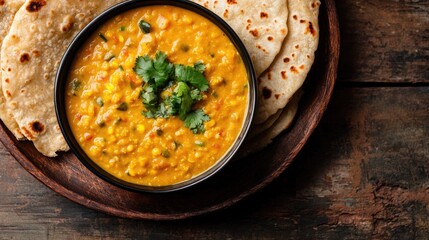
[1,0,125,157]
[191,0,288,76]
[239,90,302,157]
[248,109,282,138]
[254,0,320,124]
[0,0,25,139]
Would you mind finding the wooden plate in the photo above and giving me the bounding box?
[0,0,339,220]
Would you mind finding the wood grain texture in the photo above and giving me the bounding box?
[1,0,429,238]
[338,0,429,83]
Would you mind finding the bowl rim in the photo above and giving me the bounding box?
[54,0,257,193]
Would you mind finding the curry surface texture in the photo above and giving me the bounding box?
[66,6,249,186]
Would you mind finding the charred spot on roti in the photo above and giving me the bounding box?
[0,1,5,6]
[299,65,305,70]
[7,68,11,72]
[290,66,299,73]
[312,1,321,8]
[19,53,31,63]
[20,89,26,94]
[281,71,287,79]
[295,45,300,49]
[4,78,9,83]
[280,28,287,35]
[306,22,316,36]
[292,53,295,57]
[267,36,273,41]
[307,55,310,58]
[262,87,272,99]
[32,50,41,57]
[283,57,290,63]
[227,0,237,4]
[260,12,268,18]
[250,29,259,37]
[30,120,45,134]
[240,9,244,14]
[300,20,306,23]
[275,94,280,99]
[293,15,298,20]
[5,90,12,98]
[223,9,229,18]
[26,0,46,12]
[267,72,272,80]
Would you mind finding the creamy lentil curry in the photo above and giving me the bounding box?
[66,6,249,186]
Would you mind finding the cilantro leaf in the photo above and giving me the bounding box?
[194,61,206,73]
[164,95,180,116]
[153,52,174,88]
[184,109,210,134]
[175,64,209,91]
[134,56,154,83]
[140,84,158,114]
[134,52,174,88]
[175,82,193,120]
[190,88,203,101]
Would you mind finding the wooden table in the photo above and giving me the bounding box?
[1,0,428,239]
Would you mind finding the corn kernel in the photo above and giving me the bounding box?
[136,124,145,133]
[105,83,115,91]
[93,137,106,147]
[89,146,101,156]
[152,148,161,157]
[107,126,114,135]
[118,35,124,43]
[109,59,119,69]
[127,145,134,152]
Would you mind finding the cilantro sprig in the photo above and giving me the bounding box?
[134,51,210,134]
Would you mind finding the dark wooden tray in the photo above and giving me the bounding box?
[0,0,339,220]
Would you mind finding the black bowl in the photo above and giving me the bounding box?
[55,0,257,193]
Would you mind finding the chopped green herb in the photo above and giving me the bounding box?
[96,119,105,127]
[175,82,193,120]
[104,53,115,61]
[210,53,215,58]
[140,85,158,114]
[113,118,122,125]
[211,91,218,98]
[175,64,209,91]
[99,33,108,42]
[139,20,151,33]
[243,84,248,89]
[195,140,205,147]
[173,141,181,150]
[180,45,190,52]
[119,65,124,71]
[117,102,128,111]
[161,149,170,158]
[185,110,210,134]
[194,61,206,73]
[125,169,130,176]
[71,79,81,96]
[134,52,174,88]
[120,26,126,31]
[134,51,210,133]
[156,128,163,136]
[95,97,104,107]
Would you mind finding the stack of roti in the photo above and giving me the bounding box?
[0,0,320,157]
